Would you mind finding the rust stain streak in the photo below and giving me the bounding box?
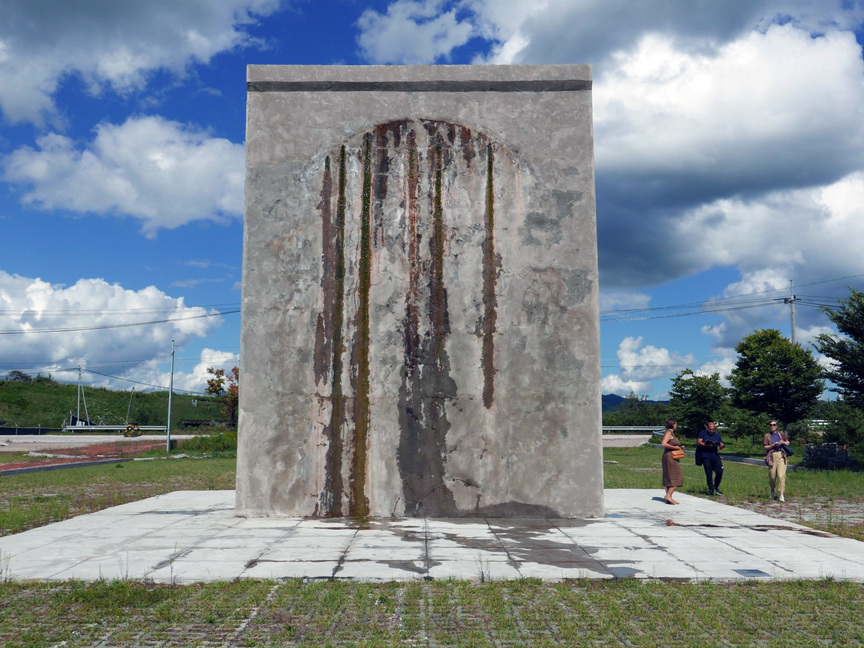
[314,156,334,385]
[321,148,348,517]
[405,129,421,360]
[430,137,448,337]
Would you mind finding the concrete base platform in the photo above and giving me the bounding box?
[2,490,863,583]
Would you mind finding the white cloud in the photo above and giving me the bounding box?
[617,336,695,380]
[2,116,244,235]
[594,25,864,184]
[357,0,475,64]
[695,356,735,384]
[601,373,651,396]
[0,0,280,125]
[0,270,222,381]
[131,348,238,394]
[599,290,651,313]
[603,336,695,396]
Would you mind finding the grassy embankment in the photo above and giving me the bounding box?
[0,378,225,429]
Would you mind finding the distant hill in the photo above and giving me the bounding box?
[0,378,227,429]
[602,393,669,413]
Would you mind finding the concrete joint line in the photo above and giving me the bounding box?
[552,521,607,575]
[484,518,523,576]
[332,527,362,578]
[241,520,306,572]
[422,517,433,580]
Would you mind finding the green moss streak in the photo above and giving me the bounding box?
[430,141,447,336]
[324,147,348,516]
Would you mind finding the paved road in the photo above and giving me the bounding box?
[0,434,195,453]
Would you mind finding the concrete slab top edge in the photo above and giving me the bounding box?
[247,63,592,86]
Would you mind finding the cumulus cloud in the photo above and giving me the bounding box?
[357,0,476,63]
[602,336,695,398]
[0,0,280,125]
[595,26,864,184]
[600,373,651,397]
[2,116,244,235]
[0,270,223,384]
[124,347,239,395]
[599,290,651,313]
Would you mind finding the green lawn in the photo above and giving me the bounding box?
[0,456,235,537]
[1,578,862,646]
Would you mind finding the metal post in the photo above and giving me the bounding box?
[791,295,796,345]
[784,283,797,345]
[167,340,175,452]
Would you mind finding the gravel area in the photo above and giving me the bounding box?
[735,497,864,528]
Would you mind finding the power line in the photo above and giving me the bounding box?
[0,303,240,317]
[84,369,208,396]
[601,271,864,322]
[0,309,239,335]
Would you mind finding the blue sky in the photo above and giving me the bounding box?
[2,0,864,399]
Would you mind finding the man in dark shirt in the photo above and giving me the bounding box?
[698,421,725,496]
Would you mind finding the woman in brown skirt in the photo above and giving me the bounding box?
[661,418,684,504]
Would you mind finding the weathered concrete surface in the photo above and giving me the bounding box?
[238,65,602,518]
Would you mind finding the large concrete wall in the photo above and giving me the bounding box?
[237,65,603,518]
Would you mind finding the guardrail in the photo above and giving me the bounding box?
[0,426,63,436]
[63,425,168,434]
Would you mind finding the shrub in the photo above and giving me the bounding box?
[178,430,237,454]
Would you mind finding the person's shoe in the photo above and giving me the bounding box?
[714,488,723,496]
[779,494,785,502]
[708,489,715,496]
[771,490,776,500]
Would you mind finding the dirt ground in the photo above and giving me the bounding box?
[735,497,864,528]
[0,439,166,471]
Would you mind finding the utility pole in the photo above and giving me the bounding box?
[167,340,175,452]
[784,282,798,345]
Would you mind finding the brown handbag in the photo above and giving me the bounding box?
[670,448,685,460]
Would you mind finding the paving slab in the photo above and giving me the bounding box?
[2,489,864,583]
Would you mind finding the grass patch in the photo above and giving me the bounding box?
[604,445,863,498]
[0,579,862,646]
[0,456,235,537]
[605,445,864,540]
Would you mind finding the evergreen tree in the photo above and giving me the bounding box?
[728,329,823,425]
[814,288,864,409]
[669,369,727,436]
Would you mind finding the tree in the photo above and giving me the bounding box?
[728,329,823,425]
[822,401,864,449]
[813,288,864,409]
[669,369,727,436]
[206,366,239,426]
[602,392,670,426]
